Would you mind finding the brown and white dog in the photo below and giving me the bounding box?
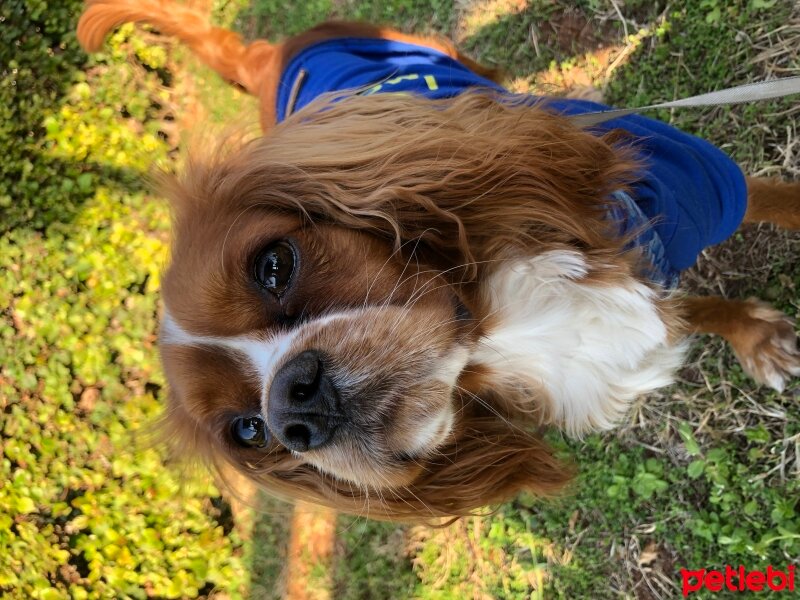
[77,0,800,520]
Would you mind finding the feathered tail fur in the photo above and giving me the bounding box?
[76,0,274,94]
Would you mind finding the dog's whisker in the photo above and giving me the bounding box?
[378,232,428,310]
[363,232,428,309]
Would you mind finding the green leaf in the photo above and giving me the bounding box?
[678,422,701,456]
[37,589,64,600]
[687,460,705,479]
[718,535,735,545]
[744,500,759,516]
[76,173,93,193]
[14,495,37,515]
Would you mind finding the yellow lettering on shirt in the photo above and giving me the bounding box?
[362,73,439,95]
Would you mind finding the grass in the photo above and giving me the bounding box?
[1,0,798,599]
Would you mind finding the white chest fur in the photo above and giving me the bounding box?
[472,251,687,435]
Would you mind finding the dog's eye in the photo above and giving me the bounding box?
[253,241,295,295]
[231,415,270,448]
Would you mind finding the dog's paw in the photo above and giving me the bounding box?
[731,301,800,392]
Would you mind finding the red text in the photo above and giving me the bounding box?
[681,565,795,596]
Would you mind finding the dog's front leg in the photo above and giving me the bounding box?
[744,177,800,229]
[679,296,799,391]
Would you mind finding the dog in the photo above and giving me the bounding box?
[77,0,800,520]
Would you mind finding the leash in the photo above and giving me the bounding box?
[568,76,800,127]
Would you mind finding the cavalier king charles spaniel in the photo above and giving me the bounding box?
[77,0,800,520]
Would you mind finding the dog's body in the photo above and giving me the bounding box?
[77,0,800,519]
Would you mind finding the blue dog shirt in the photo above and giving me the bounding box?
[276,38,748,287]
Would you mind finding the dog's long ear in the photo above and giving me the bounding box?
[155,389,209,466]
[215,91,639,281]
[399,416,574,518]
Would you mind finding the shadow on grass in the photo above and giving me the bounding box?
[233,0,459,42]
[2,0,159,235]
[3,0,88,230]
[2,154,152,235]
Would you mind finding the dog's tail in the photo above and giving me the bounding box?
[77,0,273,94]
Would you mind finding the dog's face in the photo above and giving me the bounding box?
[156,93,660,519]
[161,206,476,491]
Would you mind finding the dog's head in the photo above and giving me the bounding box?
[158,92,647,519]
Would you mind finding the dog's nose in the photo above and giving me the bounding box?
[267,350,339,453]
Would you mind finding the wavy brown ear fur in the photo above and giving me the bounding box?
[164,92,640,284]
[395,416,574,518]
